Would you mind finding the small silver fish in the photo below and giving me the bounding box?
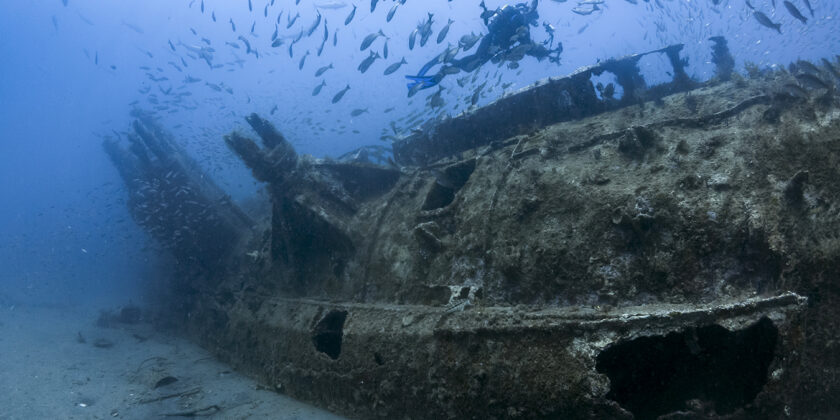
[298,50,310,70]
[332,84,351,103]
[312,80,327,96]
[306,12,322,37]
[345,4,356,25]
[386,3,398,22]
[357,50,381,73]
[317,37,327,56]
[384,57,407,75]
[350,108,368,117]
[437,19,453,44]
[783,1,807,24]
[409,28,418,50]
[315,63,333,77]
[419,13,434,47]
[287,12,300,29]
[237,35,252,53]
[753,11,781,34]
[360,29,385,51]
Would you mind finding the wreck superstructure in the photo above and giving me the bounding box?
[105,45,840,419]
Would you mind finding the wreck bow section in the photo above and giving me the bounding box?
[111,48,840,419]
[104,111,252,270]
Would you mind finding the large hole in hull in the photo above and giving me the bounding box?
[638,52,676,88]
[422,159,476,211]
[590,71,625,101]
[312,309,348,360]
[595,317,778,420]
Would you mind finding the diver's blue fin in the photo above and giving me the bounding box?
[416,59,438,78]
[405,74,438,91]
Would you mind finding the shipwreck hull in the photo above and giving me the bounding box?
[190,293,805,419]
[200,71,840,418]
[108,49,840,419]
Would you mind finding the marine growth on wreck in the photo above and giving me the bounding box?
[105,45,840,418]
[4,1,840,419]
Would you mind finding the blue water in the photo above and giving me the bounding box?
[0,0,837,306]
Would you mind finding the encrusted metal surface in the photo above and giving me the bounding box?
[108,53,840,419]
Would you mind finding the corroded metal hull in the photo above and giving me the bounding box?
[191,293,804,419]
[107,50,840,419]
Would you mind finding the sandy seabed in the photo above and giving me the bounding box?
[0,303,346,420]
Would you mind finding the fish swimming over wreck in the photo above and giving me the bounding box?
[312,80,327,96]
[384,57,407,75]
[331,84,350,103]
[358,50,380,73]
[783,1,808,24]
[753,11,782,33]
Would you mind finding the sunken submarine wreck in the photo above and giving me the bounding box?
[105,44,840,419]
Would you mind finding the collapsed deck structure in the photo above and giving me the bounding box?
[105,44,840,419]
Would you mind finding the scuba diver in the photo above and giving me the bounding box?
[405,0,562,94]
[542,21,556,49]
